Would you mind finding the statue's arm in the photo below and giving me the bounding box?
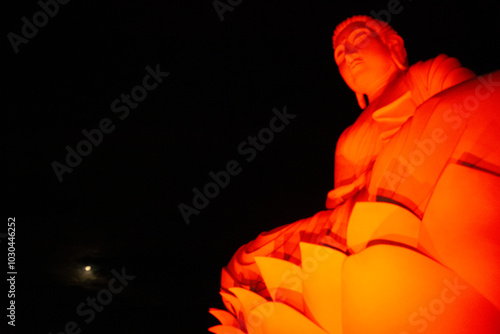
[326,127,368,209]
[333,128,354,188]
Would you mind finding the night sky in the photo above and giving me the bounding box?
[4,0,500,333]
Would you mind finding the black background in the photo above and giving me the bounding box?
[4,0,500,333]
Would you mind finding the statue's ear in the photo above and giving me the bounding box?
[388,35,408,71]
[356,92,367,109]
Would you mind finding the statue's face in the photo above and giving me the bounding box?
[334,23,397,95]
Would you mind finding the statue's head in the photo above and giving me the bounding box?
[333,16,408,108]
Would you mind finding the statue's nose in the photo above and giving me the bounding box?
[345,52,358,65]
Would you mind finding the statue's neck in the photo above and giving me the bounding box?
[367,71,408,111]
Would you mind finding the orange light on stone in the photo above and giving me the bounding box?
[210,15,500,334]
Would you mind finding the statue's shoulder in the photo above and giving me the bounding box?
[410,53,455,70]
[406,54,476,104]
[409,54,469,79]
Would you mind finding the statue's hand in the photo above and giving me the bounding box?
[325,184,355,208]
[325,173,367,209]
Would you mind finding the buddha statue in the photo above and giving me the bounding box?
[210,15,500,334]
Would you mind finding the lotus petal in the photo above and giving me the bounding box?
[347,202,421,253]
[208,325,246,334]
[254,256,304,311]
[247,302,328,334]
[299,242,346,334]
[209,308,239,327]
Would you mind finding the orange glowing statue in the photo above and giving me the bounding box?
[210,16,500,333]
